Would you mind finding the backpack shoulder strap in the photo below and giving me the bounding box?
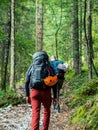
[48,66,55,76]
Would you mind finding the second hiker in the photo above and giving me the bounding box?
[50,55,67,112]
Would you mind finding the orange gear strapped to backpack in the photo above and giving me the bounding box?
[43,75,58,86]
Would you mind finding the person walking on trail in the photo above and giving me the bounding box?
[25,51,58,130]
[50,55,66,112]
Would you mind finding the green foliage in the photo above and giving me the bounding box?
[66,70,88,90]
[65,69,75,80]
[79,78,98,96]
[70,100,98,129]
[71,105,87,124]
[0,90,25,107]
[65,71,98,129]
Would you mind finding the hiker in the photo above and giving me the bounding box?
[50,56,66,112]
[25,51,58,130]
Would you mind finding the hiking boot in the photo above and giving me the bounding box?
[53,103,60,113]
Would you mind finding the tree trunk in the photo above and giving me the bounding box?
[86,0,93,79]
[84,0,93,79]
[84,43,88,66]
[1,22,10,90]
[84,0,88,66]
[79,0,83,73]
[73,0,80,74]
[36,0,43,51]
[10,0,15,90]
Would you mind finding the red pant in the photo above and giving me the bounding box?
[30,88,52,130]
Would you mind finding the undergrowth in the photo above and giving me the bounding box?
[64,70,98,130]
[0,90,25,107]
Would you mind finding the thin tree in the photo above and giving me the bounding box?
[79,0,83,74]
[10,0,15,89]
[86,0,93,79]
[1,22,10,90]
[36,0,43,51]
[73,0,80,74]
[84,0,98,79]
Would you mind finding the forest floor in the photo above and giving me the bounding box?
[0,98,70,130]
[0,84,82,130]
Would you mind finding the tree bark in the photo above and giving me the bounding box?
[36,0,43,51]
[86,0,93,79]
[1,22,10,90]
[73,0,80,74]
[10,0,15,90]
[79,0,83,74]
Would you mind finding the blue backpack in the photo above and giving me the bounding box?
[50,60,64,75]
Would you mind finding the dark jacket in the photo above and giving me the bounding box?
[25,64,57,98]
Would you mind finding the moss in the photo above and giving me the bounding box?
[70,101,98,129]
[66,77,98,129]
[64,68,98,129]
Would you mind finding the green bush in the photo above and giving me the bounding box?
[66,74,98,129]
[0,90,25,107]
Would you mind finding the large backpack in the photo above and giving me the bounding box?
[50,60,64,75]
[50,60,65,89]
[30,51,50,89]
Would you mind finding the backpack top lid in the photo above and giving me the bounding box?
[32,51,49,63]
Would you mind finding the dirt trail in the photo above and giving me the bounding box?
[0,84,72,130]
[0,96,71,130]
[49,98,70,130]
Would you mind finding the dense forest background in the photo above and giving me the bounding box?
[0,0,98,90]
[0,0,98,129]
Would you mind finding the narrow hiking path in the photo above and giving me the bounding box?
[0,97,70,130]
[0,84,73,130]
[49,97,70,130]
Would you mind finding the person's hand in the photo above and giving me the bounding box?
[26,96,31,104]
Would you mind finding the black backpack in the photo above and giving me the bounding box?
[30,51,50,89]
